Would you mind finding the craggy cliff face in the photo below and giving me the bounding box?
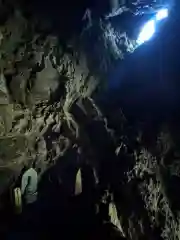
[1,1,180,240]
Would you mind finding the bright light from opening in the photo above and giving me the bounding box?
[156,8,168,21]
[137,19,156,45]
[136,8,169,47]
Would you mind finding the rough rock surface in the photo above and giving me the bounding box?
[0,1,180,240]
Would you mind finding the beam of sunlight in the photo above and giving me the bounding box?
[137,19,156,45]
[156,8,168,21]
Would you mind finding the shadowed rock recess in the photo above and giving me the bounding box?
[0,0,180,239]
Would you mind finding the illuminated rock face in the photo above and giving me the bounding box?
[32,57,59,103]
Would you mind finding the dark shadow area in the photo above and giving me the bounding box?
[1,115,128,239]
[5,150,115,239]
